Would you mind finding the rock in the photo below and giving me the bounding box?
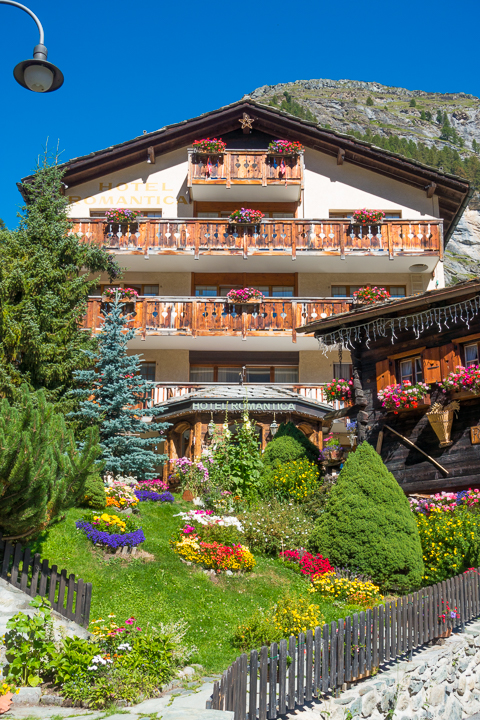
[191,663,204,672]
[12,687,42,705]
[361,690,377,717]
[444,695,462,720]
[334,693,356,705]
[349,697,362,716]
[427,684,446,706]
[432,664,448,683]
[225,570,233,576]
[457,674,467,695]
[408,678,424,695]
[358,684,374,696]
[378,688,396,713]
[395,692,409,712]
[39,695,64,705]
[411,689,425,710]
[182,666,196,678]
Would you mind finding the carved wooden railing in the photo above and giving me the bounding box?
[187,149,304,188]
[82,296,352,342]
[70,218,443,260]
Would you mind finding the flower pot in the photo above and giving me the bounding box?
[226,298,262,305]
[182,489,194,502]
[427,402,459,447]
[437,626,452,638]
[0,693,13,715]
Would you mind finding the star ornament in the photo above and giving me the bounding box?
[239,113,254,132]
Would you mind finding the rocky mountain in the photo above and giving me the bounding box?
[244,79,480,284]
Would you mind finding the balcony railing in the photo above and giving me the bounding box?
[71,218,443,260]
[83,296,352,342]
[140,382,340,408]
[187,149,304,189]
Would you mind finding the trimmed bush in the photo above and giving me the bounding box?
[272,422,320,463]
[82,473,107,510]
[263,435,306,467]
[308,442,424,591]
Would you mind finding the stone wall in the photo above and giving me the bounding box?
[305,621,480,720]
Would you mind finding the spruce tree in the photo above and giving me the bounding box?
[0,154,120,413]
[309,442,424,591]
[71,294,169,477]
[0,385,103,539]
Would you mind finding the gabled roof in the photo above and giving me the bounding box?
[297,277,480,337]
[19,98,471,241]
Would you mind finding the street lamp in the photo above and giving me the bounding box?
[1,0,63,92]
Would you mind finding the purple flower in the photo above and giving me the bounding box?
[134,490,174,503]
[76,520,145,548]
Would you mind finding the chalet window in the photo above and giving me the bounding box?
[90,210,162,218]
[333,363,353,380]
[271,286,294,297]
[465,343,480,368]
[328,211,402,219]
[195,286,218,297]
[139,362,156,382]
[332,285,406,298]
[399,357,423,384]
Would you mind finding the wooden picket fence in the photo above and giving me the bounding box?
[0,534,92,628]
[209,569,480,720]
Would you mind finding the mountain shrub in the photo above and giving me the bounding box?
[309,442,424,591]
[239,499,311,556]
[266,422,320,464]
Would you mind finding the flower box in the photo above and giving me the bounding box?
[192,138,226,154]
[441,365,480,400]
[450,389,480,401]
[378,381,431,413]
[388,395,431,414]
[104,208,140,225]
[267,140,304,154]
[226,288,265,304]
[352,287,390,305]
[351,209,386,224]
[228,209,265,225]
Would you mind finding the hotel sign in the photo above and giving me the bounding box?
[192,402,296,412]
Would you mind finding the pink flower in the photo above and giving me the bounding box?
[125,617,135,625]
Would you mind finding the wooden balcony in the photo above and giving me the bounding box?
[187,150,303,200]
[71,218,443,261]
[83,296,352,342]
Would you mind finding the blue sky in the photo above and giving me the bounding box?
[1,0,479,228]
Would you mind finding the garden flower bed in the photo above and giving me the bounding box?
[76,513,145,552]
[105,481,139,510]
[309,571,383,608]
[134,490,175,503]
[172,535,255,573]
[279,549,333,578]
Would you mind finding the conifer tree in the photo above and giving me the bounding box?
[71,294,169,477]
[309,442,424,591]
[0,385,103,539]
[0,154,120,413]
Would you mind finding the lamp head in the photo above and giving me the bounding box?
[13,44,64,93]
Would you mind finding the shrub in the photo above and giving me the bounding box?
[82,473,107,510]
[267,458,320,501]
[416,507,480,583]
[233,593,323,651]
[310,572,383,608]
[239,499,311,556]
[268,422,320,464]
[309,442,424,591]
[3,597,56,687]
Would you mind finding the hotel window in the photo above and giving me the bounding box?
[217,367,243,382]
[329,211,402,219]
[274,367,299,383]
[190,365,298,383]
[399,357,423,384]
[331,285,406,298]
[245,367,271,383]
[139,362,156,382]
[90,210,162,218]
[195,284,294,297]
[333,363,353,380]
[195,286,218,297]
[197,211,295,219]
[100,284,159,296]
[465,343,480,368]
[190,367,215,382]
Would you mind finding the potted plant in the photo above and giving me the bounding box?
[377,380,431,414]
[440,365,480,398]
[352,286,390,305]
[426,401,460,448]
[323,434,344,462]
[351,209,385,224]
[226,288,265,304]
[228,208,265,225]
[324,377,353,403]
[102,287,139,303]
[104,208,140,225]
[192,138,226,154]
[267,140,304,154]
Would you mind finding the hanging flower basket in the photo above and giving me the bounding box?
[378,381,431,413]
[228,209,265,225]
[427,401,460,448]
[226,288,264,304]
[102,287,139,303]
[267,140,304,155]
[104,208,140,225]
[324,378,353,402]
[351,209,385,225]
[192,138,226,154]
[352,287,390,305]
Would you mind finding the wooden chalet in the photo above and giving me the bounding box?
[298,279,480,493]
[19,99,472,470]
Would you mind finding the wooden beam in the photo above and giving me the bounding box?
[384,424,449,475]
[337,148,345,165]
[426,182,437,199]
[147,146,156,164]
[376,430,384,455]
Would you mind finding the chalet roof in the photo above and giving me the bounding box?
[297,277,480,337]
[19,99,471,242]
[153,383,332,419]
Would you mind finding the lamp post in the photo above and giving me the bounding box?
[1,0,63,92]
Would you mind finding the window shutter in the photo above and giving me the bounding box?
[411,274,424,295]
[422,347,442,384]
[376,359,393,392]
[440,343,462,377]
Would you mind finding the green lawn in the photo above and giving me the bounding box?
[30,499,362,673]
